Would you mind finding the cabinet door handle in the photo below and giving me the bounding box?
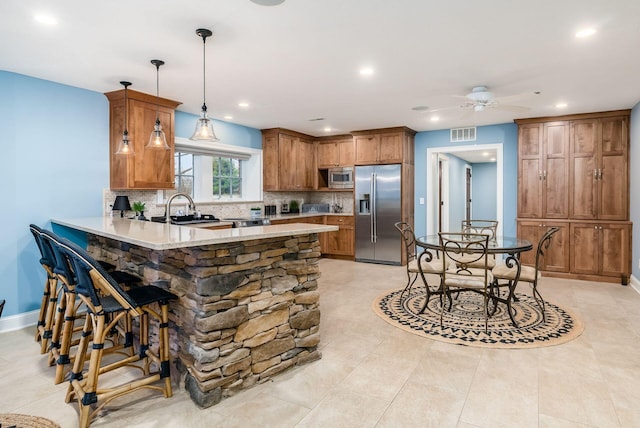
[539,171,543,180]
[598,169,603,179]
[593,169,598,179]
[543,170,547,180]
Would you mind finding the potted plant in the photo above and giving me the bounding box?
[250,207,262,219]
[289,200,300,214]
[132,201,146,220]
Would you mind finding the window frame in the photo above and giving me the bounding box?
[157,137,263,204]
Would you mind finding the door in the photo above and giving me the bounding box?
[465,166,472,221]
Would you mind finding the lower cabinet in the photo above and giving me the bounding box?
[570,222,631,284]
[322,216,354,257]
[518,219,631,284]
[517,221,570,273]
[270,215,355,258]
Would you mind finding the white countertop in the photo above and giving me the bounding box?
[52,217,338,251]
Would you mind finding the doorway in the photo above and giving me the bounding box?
[426,144,503,236]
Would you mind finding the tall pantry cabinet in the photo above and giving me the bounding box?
[515,110,631,284]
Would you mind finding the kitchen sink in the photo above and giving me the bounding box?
[150,214,220,225]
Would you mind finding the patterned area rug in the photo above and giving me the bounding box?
[0,413,61,428]
[372,288,584,348]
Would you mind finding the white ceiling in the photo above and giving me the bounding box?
[2,0,639,137]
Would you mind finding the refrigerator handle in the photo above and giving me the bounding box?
[371,172,377,243]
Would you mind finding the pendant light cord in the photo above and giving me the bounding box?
[156,64,160,120]
[202,35,207,110]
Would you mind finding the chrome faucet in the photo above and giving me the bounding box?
[164,193,197,223]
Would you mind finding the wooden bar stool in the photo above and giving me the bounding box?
[57,238,176,428]
[29,224,62,354]
[39,229,142,384]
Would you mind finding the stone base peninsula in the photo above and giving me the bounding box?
[51,217,338,408]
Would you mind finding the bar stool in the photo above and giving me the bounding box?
[56,237,176,428]
[38,229,142,384]
[29,224,62,354]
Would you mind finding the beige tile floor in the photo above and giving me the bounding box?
[2,258,640,427]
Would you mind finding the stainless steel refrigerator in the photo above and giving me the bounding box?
[355,164,402,265]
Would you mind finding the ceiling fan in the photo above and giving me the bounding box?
[427,86,540,114]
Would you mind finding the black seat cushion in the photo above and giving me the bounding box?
[109,271,141,286]
[127,286,178,307]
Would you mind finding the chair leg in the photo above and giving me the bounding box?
[35,275,53,342]
[39,277,59,354]
[531,280,546,321]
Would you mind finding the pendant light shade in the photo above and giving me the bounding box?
[190,28,219,142]
[115,81,134,155]
[147,59,170,149]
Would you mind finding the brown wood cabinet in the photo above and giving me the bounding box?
[317,137,355,167]
[353,128,410,165]
[323,216,355,257]
[105,89,181,190]
[269,215,355,258]
[570,222,631,284]
[262,129,316,191]
[516,110,631,284]
[569,116,628,220]
[517,121,569,219]
[517,220,570,273]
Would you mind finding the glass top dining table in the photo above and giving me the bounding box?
[416,235,533,255]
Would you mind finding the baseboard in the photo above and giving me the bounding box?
[630,275,640,295]
[0,309,38,333]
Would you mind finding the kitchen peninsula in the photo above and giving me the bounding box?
[51,217,337,408]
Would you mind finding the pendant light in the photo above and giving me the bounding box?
[190,28,219,141]
[115,81,134,155]
[146,59,170,149]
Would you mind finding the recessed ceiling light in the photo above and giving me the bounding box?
[430,116,440,122]
[575,28,596,38]
[555,102,568,109]
[238,102,249,108]
[34,13,57,25]
[359,67,374,76]
[490,157,496,162]
[224,115,233,120]
[482,152,489,157]
[323,127,332,132]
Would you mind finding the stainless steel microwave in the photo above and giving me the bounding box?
[328,167,354,189]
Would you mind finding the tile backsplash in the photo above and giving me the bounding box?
[103,189,353,219]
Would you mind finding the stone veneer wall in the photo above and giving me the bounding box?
[87,232,322,408]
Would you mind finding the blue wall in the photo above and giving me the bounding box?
[414,123,518,238]
[630,102,640,280]
[472,162,497,220]
[0,71,261,318]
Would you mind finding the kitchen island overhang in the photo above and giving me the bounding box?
[51,217,338,408]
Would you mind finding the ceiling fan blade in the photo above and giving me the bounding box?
[495,91,540,103]
[494,103,530,112]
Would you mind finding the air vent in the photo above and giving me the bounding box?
[450,127,476,142]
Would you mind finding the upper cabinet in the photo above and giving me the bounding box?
[517,121,570,218]
[261,128,316,191]
[352,127,415,165]
[317,136,354,167]
[105,89,181,190]
[569,116,628,220]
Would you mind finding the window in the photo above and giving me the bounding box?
[213,157,241,198]
[175,152,194,195]
[160,138,262,203]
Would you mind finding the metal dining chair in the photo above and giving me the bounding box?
[394,222,444,303]
[492,227,559,320]
[439,232,493,332]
